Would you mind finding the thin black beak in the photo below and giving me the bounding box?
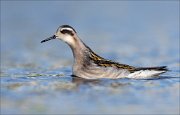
[41,35,56,43]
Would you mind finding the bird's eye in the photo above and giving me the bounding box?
[61,29,74,36]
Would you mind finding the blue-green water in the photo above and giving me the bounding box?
[1,1,179,114]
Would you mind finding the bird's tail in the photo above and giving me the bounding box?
[128,66,168,79]
[134,66,168,71]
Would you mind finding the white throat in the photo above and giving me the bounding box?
[63,35,75,46]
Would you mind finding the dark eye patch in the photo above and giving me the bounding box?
[60,25,77,33]
[61,30,74,36]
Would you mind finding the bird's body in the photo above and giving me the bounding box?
[41,25,168,79]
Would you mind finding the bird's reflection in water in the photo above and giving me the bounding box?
[71,75,100,86]
[71,75,131,88]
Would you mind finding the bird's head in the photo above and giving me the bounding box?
[41,25,77,46]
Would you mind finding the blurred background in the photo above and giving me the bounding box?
[1,1,179,114]
[1,1,179,69]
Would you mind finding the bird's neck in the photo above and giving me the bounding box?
[68,36,89,66]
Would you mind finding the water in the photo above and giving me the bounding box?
[1,1,179,114]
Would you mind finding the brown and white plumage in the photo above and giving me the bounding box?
[41,25,168,79]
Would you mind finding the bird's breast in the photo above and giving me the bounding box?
[73,64,130,79]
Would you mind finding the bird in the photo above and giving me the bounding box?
[41,25,168,79]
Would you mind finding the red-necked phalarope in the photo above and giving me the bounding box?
[41,25,168,79]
